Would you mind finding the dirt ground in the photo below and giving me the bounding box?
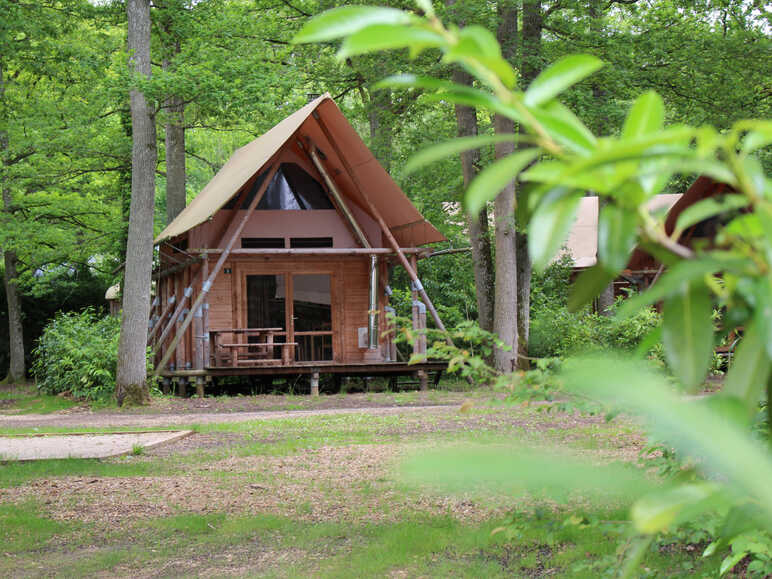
[0,392,654,577]
[0,403,460,429]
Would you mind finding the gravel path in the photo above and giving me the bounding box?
[0,404,458,430]
[0,430,192,460]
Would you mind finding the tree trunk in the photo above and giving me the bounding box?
[492,0,519,373]
[515,0,543,369]
[366,87,393,173]
[0,61,25,383]
[452,69,495,333]
[163,40,186,225]
[589,0,615,317]
[116,0,157,406]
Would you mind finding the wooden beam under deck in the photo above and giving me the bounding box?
[191,248,431,257]
[158,361,447,378]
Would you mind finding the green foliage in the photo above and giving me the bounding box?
[529,258,662,359]
[31,309,121,401]
[297,3,772,576]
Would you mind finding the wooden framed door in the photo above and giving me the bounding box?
[239,261,339,363]
[291,273,333,362]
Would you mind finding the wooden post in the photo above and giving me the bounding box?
[195,376,204,398]
[154,161,280,376]
[201,256,210,367]
[410,255,428,391]
[310,371,319,396]
[312,113,451,341]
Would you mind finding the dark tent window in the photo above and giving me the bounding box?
[257,163,333,210]
[222,163,333,211]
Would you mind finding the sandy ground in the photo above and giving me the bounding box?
[0,431,192,460]
[0,404,457,429]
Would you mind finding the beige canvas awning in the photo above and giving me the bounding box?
[563,194,682,268]
[156,94,446,247]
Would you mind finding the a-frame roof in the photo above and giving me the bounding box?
[156,94,446,247]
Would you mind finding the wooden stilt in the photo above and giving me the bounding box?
[201,256,210,367]
[176,377,187,397]
[195,376,204,398]
[310,371,320,396]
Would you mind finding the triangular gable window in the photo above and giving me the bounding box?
[224,163,334,210]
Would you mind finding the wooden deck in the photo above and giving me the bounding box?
[158,360,446,378]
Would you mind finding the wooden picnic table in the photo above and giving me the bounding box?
[210,328,296,366]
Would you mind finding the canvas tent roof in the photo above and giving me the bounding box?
[156,94,446,247]
[563,194,682,268]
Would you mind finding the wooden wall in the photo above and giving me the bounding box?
[201,254,386,365]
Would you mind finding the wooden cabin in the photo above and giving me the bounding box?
[563,177,740,299]
[150,94,447,395]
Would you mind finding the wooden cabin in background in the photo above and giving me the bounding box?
[149,95,447,395]
[563,177,738,300]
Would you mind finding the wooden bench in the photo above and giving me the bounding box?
[217,341,298,366]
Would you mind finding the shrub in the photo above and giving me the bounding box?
[32,309,121,400]
[529,302,661,359]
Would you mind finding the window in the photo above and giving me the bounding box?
[242,237,285,249]
[289,237,333,248]
[223,163,334,211]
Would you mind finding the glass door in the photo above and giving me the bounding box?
[245,274,286,361]
[291,274,333,361]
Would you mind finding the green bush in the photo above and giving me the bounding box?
[32,309,121,400]
[530,302,662,359]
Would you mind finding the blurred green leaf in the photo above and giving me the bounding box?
[720,551,748,576]
[617,256,752,319]
[464,149,539,215]
[560,356,772,529]
[401,445,656,499]
[524,55,603,107]
[338,24,445,59]
[598,204,638,273]
[404,134,520,175]
[741,122,772,153]
[662,283,714,390]
[675,195,748,234]
[622,91,664,139]
[377,75,524,122]
[724,321,771,415]
[631,483,720,534]
[528,188,583,270]
[294,6,414,43]
[528,101,596,156]
[567,265,616,312]
[753,279,772,358]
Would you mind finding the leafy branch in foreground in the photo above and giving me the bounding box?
[296,2,771,575]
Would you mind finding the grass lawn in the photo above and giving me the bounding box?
[0,393,725,577]
[0,385,78,415]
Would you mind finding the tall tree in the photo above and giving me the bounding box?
[0,62,24,383]
[116,0,157,405]
[447,0,495,333]
[453,68,495,333]
[492,0,519,372]
[158,0,186,224]
[587,0,615,316]
[515,0,544,368]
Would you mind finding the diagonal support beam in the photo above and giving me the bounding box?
[147,293,176,346]
[153,162,280,375]
[151,168,260,356]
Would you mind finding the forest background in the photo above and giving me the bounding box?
[1,0,769,379]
